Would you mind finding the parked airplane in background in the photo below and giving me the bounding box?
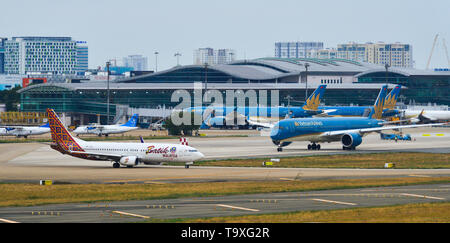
[73,114,139,136]
[404,109,450,123]
[191,85,327,129]
[47,109,204,168]
[269,85,443,151]
[318,85,402,118]
[0,123,50,138]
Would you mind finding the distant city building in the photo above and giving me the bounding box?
[123,55,148,71]
[75,41,89,74]
[0,38,6,74]
[4,36,79,75]
[337,42,413,68]
[275,42,324,58]
[306,48,338,59]
[194,48,235,65]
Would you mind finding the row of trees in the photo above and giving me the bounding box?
[0,86,21,111]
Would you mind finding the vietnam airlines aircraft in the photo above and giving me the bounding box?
[0,123,50,138]
[73,114,139,137]
[269,86,443,151]
[317,85,402,118]
[47,109,204,168]
[190,85,327,129]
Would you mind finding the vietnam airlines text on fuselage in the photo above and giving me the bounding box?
[270,117,381,143]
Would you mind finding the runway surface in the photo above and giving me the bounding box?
[0,183,448,223]
[0,127,449,184]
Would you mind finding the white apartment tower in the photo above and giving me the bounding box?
[337,42,413,68]
[4,37,79,75]
[123,55,148,71]
[194,48,236,65]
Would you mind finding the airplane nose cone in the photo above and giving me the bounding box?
[194,152,205,161]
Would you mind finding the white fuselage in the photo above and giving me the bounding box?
[73,125,138,135]
[0,127,50,137]
[403,110,450,121]
[76,140,204,165]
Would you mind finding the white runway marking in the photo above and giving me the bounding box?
[311,198,358,206]
[216,204,260,212]
[401,193,445,200]
[0,218,19,223]
[111,211,150,219]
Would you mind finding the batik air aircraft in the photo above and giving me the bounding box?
[317,85,402,118]
[269,85,443,151]
[73,114,139,137]
[0,123,50,138]
[47,109,204,168]
[187,85,327,129]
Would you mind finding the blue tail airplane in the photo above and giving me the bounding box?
[192,85,327,129]
[318,85,402,118]
[269,85,442,151]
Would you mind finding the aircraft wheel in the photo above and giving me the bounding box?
[307,144,312,150]
[277,147,283,152]
[311,144,317,150]
[113,163,120,168]
[317,144,321,150]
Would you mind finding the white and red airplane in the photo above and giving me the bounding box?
[47,108,204,168]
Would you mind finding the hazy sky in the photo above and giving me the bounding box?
[1,0,449,70]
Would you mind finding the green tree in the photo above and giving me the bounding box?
[163,111,201,136]
[0,86,21,111]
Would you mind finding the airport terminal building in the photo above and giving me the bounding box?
[18,58,450,125]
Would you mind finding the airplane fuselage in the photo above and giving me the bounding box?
[0,127,50,137]
[73,125,138,135]
[52,141,204,165]
[270,117,382,143]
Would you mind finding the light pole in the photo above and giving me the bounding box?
[384,63,390,86]
[174,52,181,66]
[106,61,110,125]
[304,63,310,101]
[154,51,159,72]
[204,62,208,101]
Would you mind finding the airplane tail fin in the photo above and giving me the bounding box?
[384,85,401,110]
[122,114,139,127]
[46,108,85,152]
[302,85,327,111]
[40,123,50,128]
[368,85,388,119]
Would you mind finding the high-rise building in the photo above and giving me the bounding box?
[337,42,413,68]
[123,55,148,71]
[75,41,89,74]
[306,48,338,59]
[0,37,6,74]
[4,36,79,75]
[275,42,324,58]
[194,48,235,65]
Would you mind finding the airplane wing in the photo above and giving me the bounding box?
[68,150,123,161]
[312,109,337,117]
[320,123,445,137]
[247,118,275,128]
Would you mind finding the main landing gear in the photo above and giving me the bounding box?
[113,162,120,168]
[342,146,355,150]
[307,143,321,150]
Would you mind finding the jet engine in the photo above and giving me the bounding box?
[272,140,292,147]
[341,133,362,149]
[119,156,139,166]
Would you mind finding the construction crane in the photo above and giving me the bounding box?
[426,34,450,69]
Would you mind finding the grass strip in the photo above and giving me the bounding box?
[145,202,450,223]
[0,176,449,207]
[193,152,450,169]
